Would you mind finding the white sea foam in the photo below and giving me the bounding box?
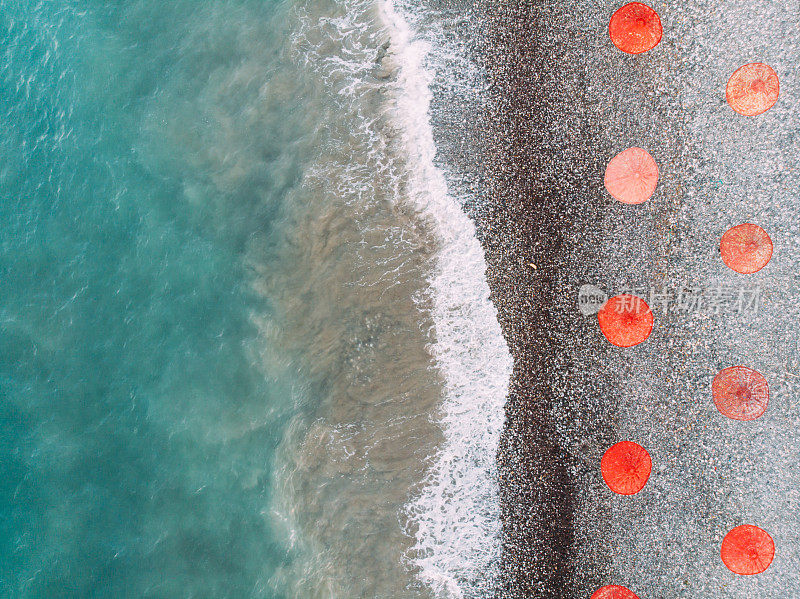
[377,2,513,597]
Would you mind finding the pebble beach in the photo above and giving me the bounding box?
[454,1,800,596]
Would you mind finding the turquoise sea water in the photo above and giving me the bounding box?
[0,1,323,595]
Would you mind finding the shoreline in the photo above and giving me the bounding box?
[390,2,602,594]
[380,1,514,596]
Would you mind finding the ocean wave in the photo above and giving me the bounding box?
[377,1,513,597]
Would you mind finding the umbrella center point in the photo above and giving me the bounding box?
[736,386,752,403]
[751,79,767,93]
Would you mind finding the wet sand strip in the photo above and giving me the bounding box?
[472,3,630,597]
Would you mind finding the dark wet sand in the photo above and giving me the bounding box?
[475,5,611,596]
